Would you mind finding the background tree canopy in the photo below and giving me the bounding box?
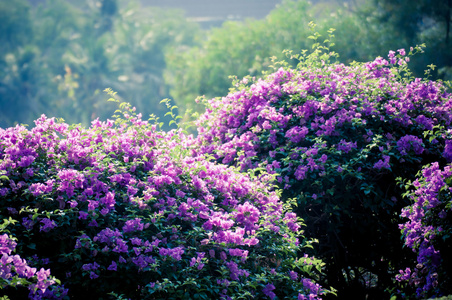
[0,0,451,127]
[165,0,452,118]
[0,0,202,129]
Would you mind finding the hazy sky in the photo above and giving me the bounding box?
[140,0,281,18]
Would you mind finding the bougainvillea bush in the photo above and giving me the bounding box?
[0,105,329,299]
[397,162,452,298]
[193,38,452,298]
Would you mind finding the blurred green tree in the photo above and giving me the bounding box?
[311,0,409,64]
[375,0,451,45]
[164,0,315,116]
[102,1,202,125]
[0,0,33,54]
[0,0,37,127]
[0,0,201,128]
[165,0,452,119]
[374,0,452,79]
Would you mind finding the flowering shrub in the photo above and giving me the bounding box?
[397,162,452,298]
[0,220,67,300]
[193,40,452,298]
[0,104,328,299]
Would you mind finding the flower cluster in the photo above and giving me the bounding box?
[397,162,452,297]
[193,47,452,297]
[0,106,327,299]
[0,233,65,297]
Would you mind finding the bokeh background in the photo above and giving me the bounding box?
[1,0,450,128]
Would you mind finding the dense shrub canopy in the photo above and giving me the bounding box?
[2,20,452,298]
[193,45,452,298]
[0,105,328,299]
[398,162,452,297]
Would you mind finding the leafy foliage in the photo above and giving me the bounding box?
[397,162,452,298]
[193,35,452,299]
[0,98,329,299]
